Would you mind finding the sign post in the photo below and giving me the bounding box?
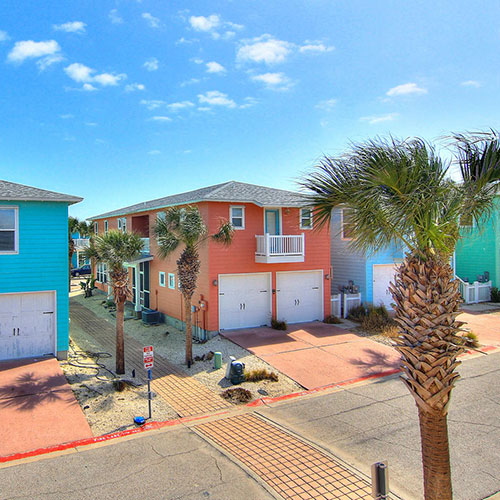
[143,346,154,420]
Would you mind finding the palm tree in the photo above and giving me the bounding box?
[155,206,233,365]
[302,133,500,500]
[88,230,144,374]
[68,216,80,290]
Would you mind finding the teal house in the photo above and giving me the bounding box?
[455,200,500,289]
[0,180,82,361]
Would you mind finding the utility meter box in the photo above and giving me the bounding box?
[230,360,245,385]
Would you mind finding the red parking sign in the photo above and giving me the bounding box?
[143,346,154,369]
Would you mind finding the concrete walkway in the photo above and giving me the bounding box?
[70,300,231,417]
[0,358,92,457]
[223,322,401,389]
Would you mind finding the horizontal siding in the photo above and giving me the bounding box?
[330,208,366,297]
[0,201,70,353]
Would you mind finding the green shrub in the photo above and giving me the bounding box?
[347,304,367,322]
[491,287,500,303]
[323,315,342,324]
[271,319,287,330]
[245,368,279,382]
[459,331,480,348]
[359,305,396,334]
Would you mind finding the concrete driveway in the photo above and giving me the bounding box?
[222,322,401,389]
[0,357,92,457]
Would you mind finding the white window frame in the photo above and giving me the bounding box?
[94,221,98,235]
[104,220,108,233]
[300,208,313,230]
[230,205,245,230]
[96,262,108,283]
[168,273,176,290]
[118,217,127,233]
[341,208,355,241]
[0,206,19,254]
[159,271,166,287]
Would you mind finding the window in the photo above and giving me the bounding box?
[157,212,166,222]
[300,208,313,229]
[97,262,108,283]
[168,273,175,290]
[341,209,355,240]
[94,222,98,234]
[118,217,127,233]
[0,207,18,253]
[159,271,166,287]
[459,214,474,228]
[104,220,108,233]
[230,206,245,229]
[78,253,88,267]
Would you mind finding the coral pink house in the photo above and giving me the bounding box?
[89,182,331,338]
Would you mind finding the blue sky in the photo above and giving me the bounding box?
[1,0,499,219]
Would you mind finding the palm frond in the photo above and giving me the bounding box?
[212,220,234,246]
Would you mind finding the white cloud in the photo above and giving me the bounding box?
[461,80,481,88]
[140,99,166,110]
[82,83,97,92]
[251,72,292,91]
[37,54,64,70]
[150,116,172,122]
[59,114,74,119]
[65,63,126,87]
[239,97,259,109]
[197,107,212,112]
[191,57,203,64]
[189,14,220,32]
[53,21,86,34]
[142,12,160,28]
[299,41,334,53]
[93,72,126,86]
[85,122,98,127]
[144,58,158,71]
[180,78,201,87]
[237,35,292,65]
[386,82,427,97]
[315,99,337,111]
[206,61,226,73]
[167,101,195,111]
[7,40,61,64]
[64,62,94,82]
[198,90,236,108]
[360,113,398,125]
[0,30,10,42]
[148,150,161,155]
[109,9,123,24]
[125,83,145,92]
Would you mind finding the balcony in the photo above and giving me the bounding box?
[72,238,89,249]
[255,234,305,263]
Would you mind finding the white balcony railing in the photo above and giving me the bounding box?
[255,233,305,263]
[141,237,150,254]
[72,238,89,249]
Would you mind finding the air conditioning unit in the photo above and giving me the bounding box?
[142,309,160,325]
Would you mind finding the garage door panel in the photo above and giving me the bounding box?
[219,274,271,330]
[277,271,323,324]
[0,292,56,360]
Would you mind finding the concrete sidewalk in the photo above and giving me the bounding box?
[0,358,92,457]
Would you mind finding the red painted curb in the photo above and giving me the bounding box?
[0,410,230,464]
[246,368,401,407]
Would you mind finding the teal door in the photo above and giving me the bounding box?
[265,209,280,235]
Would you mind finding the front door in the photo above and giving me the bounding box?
[132,262,150,309]
[265,209,280,235]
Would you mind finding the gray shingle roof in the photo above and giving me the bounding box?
[89,181,307,220]
[0,180,83,204]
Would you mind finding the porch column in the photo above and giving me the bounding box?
[134,265,141,312]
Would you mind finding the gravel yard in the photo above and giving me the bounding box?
[66,288,303,433]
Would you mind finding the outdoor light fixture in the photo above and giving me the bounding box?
[325,274,330,280]
[212,279,218,286]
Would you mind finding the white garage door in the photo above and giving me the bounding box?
[372,264,397,309]
[219,274,271,330]
[0,292,56,360]
[276,271,323,324]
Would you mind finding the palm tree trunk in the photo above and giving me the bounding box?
[116,300,125,374]
[418,408,452,500]
[184,295,193,365]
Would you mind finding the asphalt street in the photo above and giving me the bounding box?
[1,351,499,500]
